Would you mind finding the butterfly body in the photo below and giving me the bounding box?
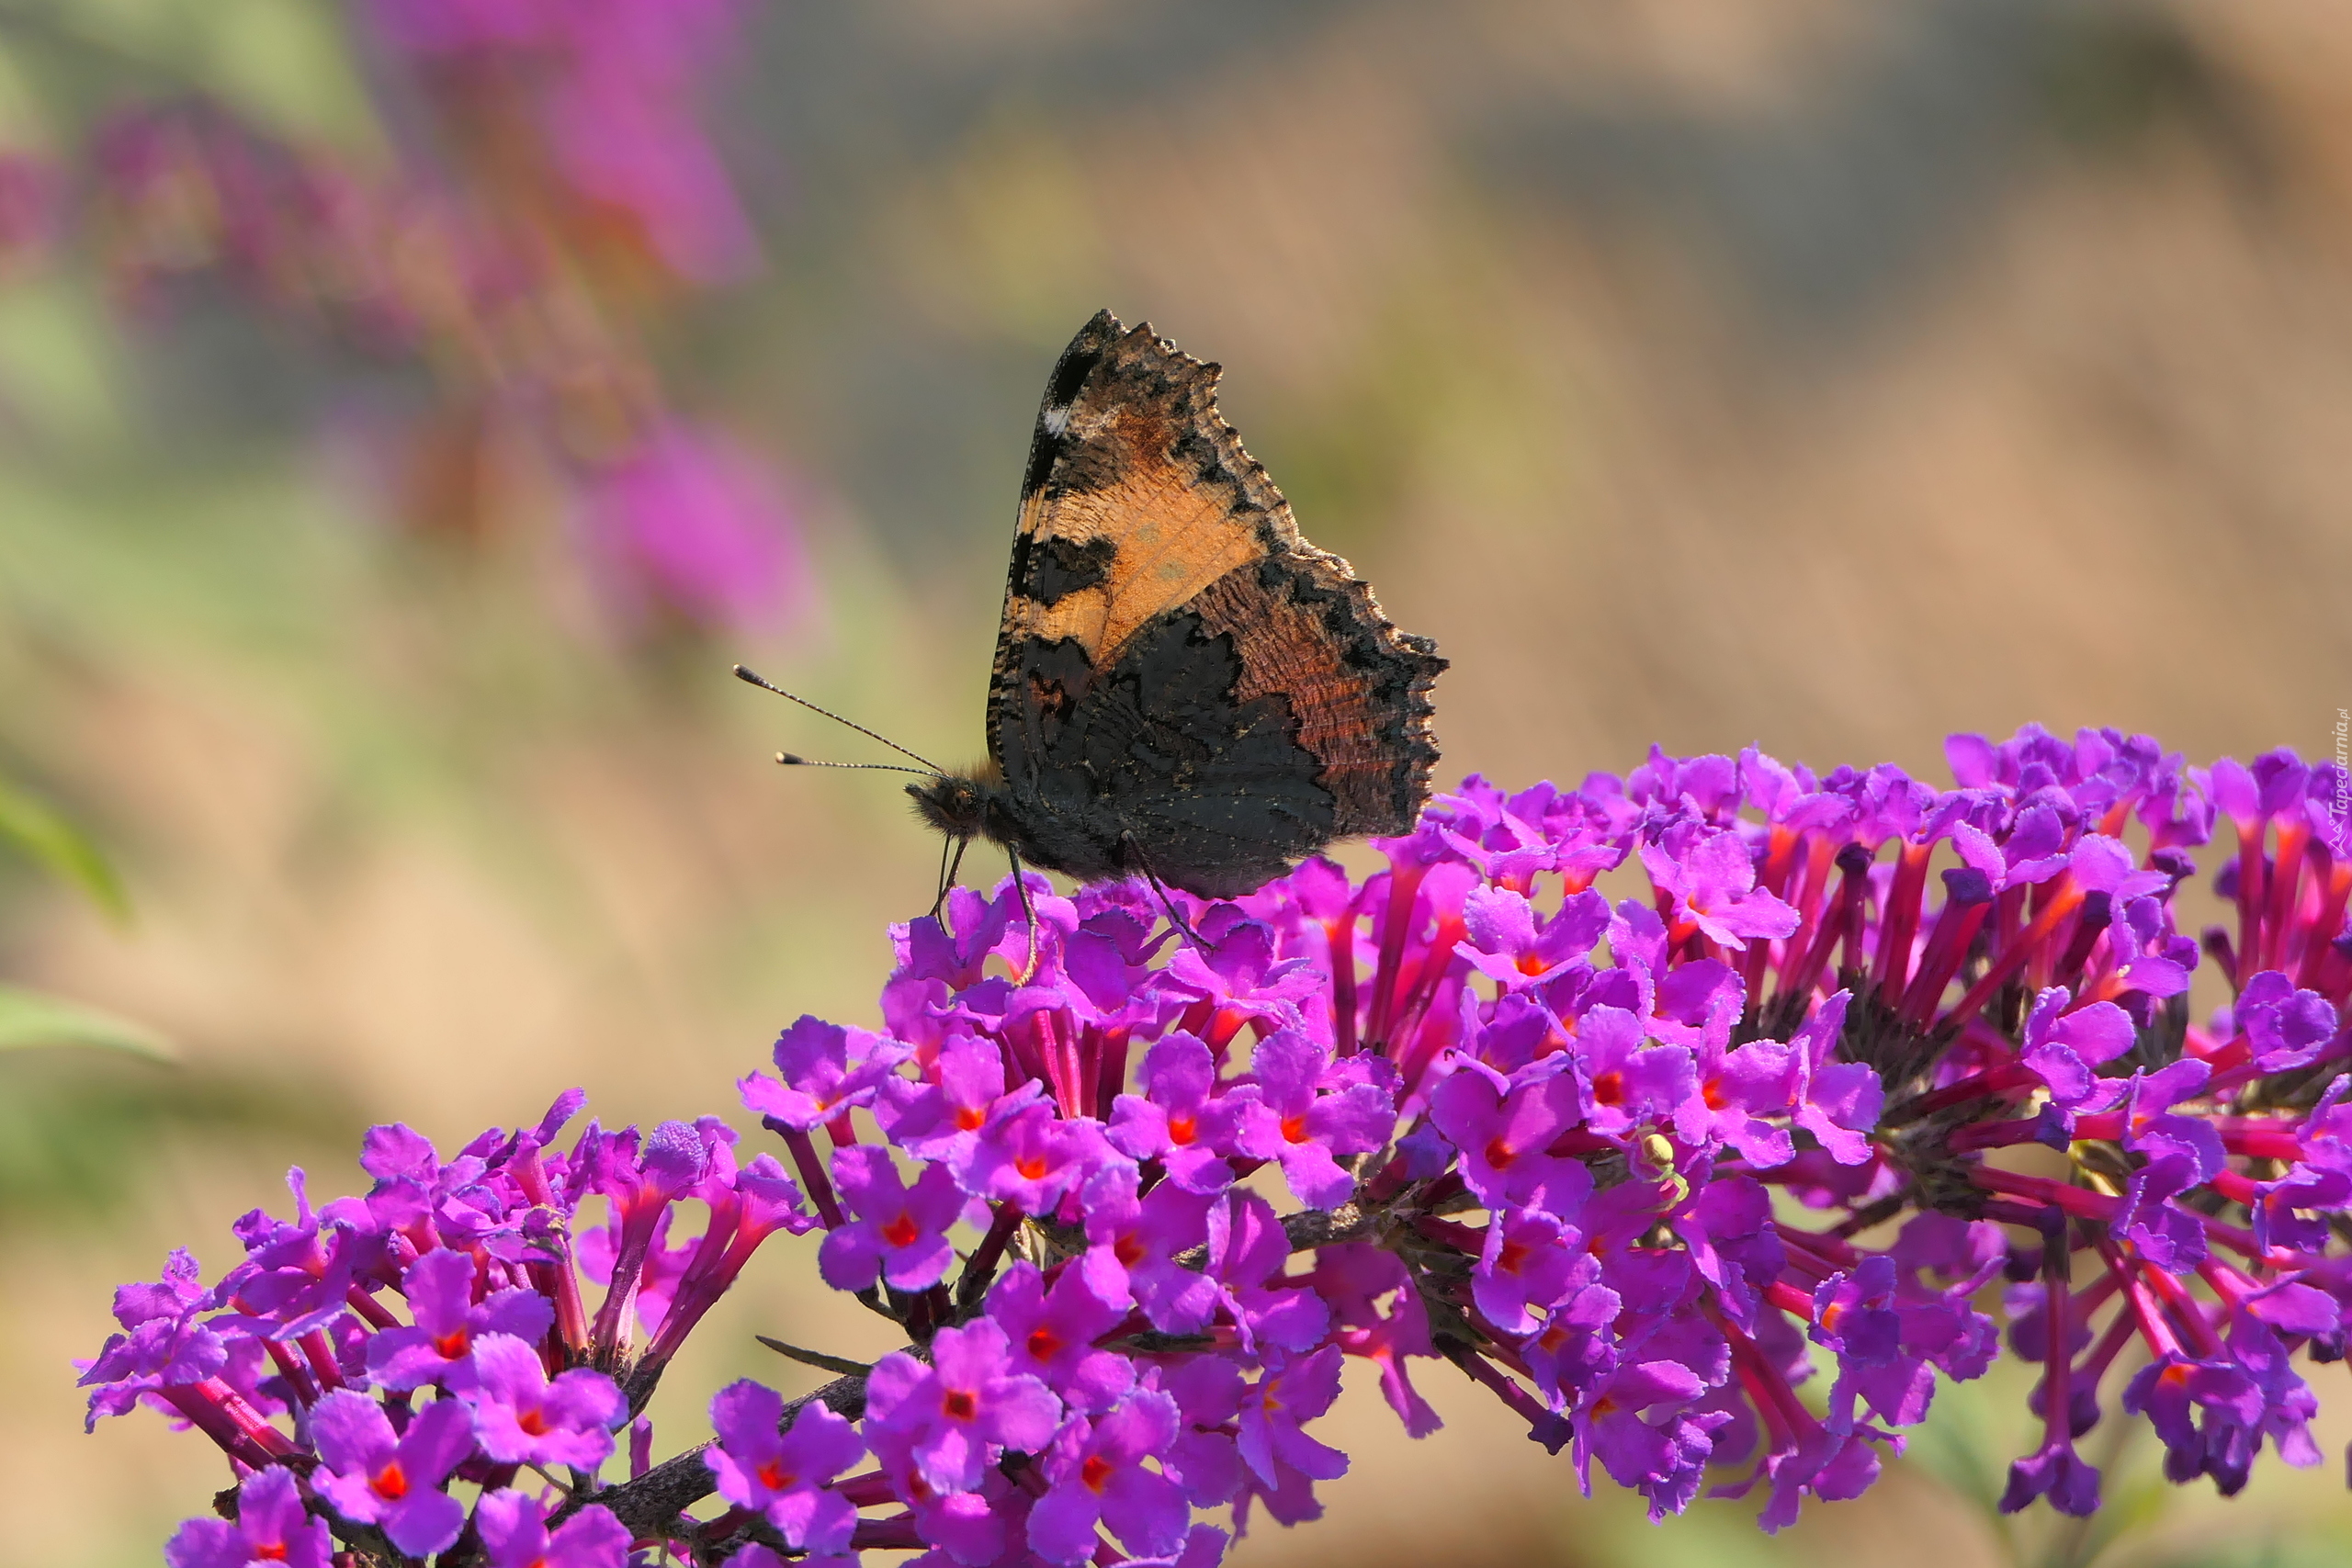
[910,310,1445,902]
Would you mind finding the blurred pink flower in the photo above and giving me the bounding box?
[580,420,810,637]
[0,151,61,270]
[367,0,759,283]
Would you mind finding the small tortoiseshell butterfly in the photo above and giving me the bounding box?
[743,310,1444,905]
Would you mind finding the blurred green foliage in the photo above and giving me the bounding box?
[0,768,126,921]
[0,1043,352,1229]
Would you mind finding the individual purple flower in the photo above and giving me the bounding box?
[2000,1437,2102,1517]
[459,1331,625,1471]
[986,1260,1136,1414]
[2018,987,2136,1109]
[79,1249,228,1419]
[1638,826,1800,949]
[1107,1033,1250,1192]
[1805,1256,1937,1432]
[952,1099,1114,1213]
[472,1490,632,1568]
[741,1015,908,1132]
[2234,971,2339,1072]
[2122,1350,2268,1490]
[164,1466,332,1568]
[705,1380,865,1553]
[1229,1030,1395,1210]
[1565,1004,1695,1136]
[1456,885,1609,990]
[1154,911,1322,1046]
[1308,1244,1445,1437]
[2114,1060,2226,1268]
[1787,991,1881,1164]
[1233,1346,1350,1523]
[881,1031,1038,1163]
[308,1391,474,1555]
[1080,1163,1220,1334]
[1520,1257,1623,1414]
[221,1170,365,1337]
[1029,1391,1191,1564]
[1428,1059,1589,1215]
[1565,1358,1712,1503]
[1148,1354,1248,1510]
[1473,1208,1584,1337]
[819,1144,963,1292]
[367,1247,555,1391]
[1205,1190,1332,1355]
[864,1318,1062,1493]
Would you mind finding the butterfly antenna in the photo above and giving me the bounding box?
[776,753,933,775]
[733,665,946,773]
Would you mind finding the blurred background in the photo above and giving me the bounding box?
[4,1,2350,1564]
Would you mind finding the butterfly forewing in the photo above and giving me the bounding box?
[979,310,1445,897]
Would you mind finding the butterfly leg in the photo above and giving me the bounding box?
[1005,846,1043,983]
[929,834,970,924]
[1119,831,1210,952]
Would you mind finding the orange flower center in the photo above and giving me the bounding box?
[1590,1071,1624,1106]
[881,1212,921,1249]
[758,1458,798,1491]
[370,1460,409,1501]
[1167,1113,1198,1146]
[1485,1136,1518,1170]
[943,1388,978,1420]
[956,1105,987,1132]
[1028,1327,1063,1361]
[1081,1454,1114,1493]
[1280,1114,1309,1145]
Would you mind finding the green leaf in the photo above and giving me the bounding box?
[0,983,172,1058]
[0,773,130,920]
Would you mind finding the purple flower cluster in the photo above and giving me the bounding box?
[85,728,2352,1561]
[72,0,806,640]
[81,1098,814,1565]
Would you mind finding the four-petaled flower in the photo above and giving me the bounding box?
[819,1145,964,1293]
[164,1466,332,1568]
[309,1391,475,1556]
[1029,1390,1192,1564]
[864,1318,1062,1494]
[459,1332,627,1472]
[706,1380,865,1553]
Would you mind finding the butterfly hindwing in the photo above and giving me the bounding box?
[979,311,1445,897]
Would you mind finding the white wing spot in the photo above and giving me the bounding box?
[1042,406,1071,436]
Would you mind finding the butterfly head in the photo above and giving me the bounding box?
[906,761,1013,848]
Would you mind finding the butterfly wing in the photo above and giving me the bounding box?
[984,310,1445,895]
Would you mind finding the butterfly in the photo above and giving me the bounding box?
[745,310,1444,908]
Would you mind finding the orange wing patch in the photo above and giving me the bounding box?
[995,312,1286,676]
[1004,422,1263,665]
